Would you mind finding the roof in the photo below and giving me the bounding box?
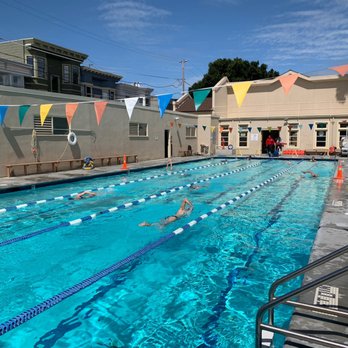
[81,66,123,81]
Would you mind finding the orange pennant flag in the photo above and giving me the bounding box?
[65,103,79,127]
[94,101,108,125]
[329,64,348,77]
[278,74,299,94]
[231,81,252,107]
[40,104,53,126]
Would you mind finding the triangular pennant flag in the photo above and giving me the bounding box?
[268,126,272,131]
[278,73,299,94]
[231,81,252,107]
[229,127,233,133]
[19,105,30,126]
[202,125,207,131]
[157,93,173,118]
[298,124,303,129]
[277,126,282,131]
[94,101,108,125]
[0,105,9,125]
[288,124,292,130]
[329,64,348,77]
[257,127,262,132]
[309,123,313,130]
[65,103,79,127]
[40,104,53,126]
[170,121,174,128]
[178,123,182,128]
[193,88,211,111]
[124,97,138,120]
[248,127,252,132]
[211,126,215,133]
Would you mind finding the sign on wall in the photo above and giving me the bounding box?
[251,133,259,141]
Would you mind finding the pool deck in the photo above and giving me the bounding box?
[0,155,347,347]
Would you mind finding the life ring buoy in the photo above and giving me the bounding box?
[228,144,233,150]
[67,132,77,145]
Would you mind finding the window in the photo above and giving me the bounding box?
[238,124,248,147]
[72,65,79,84]
[34,115,69,135]
[129,122,148,136]
[186,126,196,138]
[109,90,115,100]
[315,122,327,147]
[26,56,33,67]
[288,123,299,147]
[220,125,229,146]
[37,57,46,78]
[102,90,109,100]
[339,122,348,143]
[63,65,70,83]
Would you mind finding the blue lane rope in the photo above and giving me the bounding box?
[0,162,298,337]
[0,162,261,248]
[0,160,238,214]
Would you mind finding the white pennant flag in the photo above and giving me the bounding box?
[125,97,139,120]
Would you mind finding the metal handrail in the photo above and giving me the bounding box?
[256,265,348,347]
[268,244,348,324]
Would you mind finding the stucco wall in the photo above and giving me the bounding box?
[0,86,199,177]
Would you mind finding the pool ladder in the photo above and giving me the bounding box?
[256,244,348,348]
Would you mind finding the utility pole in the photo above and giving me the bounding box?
[179,59,188,94]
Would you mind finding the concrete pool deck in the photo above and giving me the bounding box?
[0,155,347,347]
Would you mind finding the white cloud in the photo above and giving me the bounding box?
[98,0,174,44]
[252,1,348,67]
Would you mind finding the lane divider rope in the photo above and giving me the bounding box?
[0,162,299,337]
[0,162,261,248]
[0,159,238,214]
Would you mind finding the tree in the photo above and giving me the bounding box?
[190,58,279,90]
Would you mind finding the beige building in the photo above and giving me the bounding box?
[213,71,348,155]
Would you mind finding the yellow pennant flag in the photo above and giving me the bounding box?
[231,81,252,108]
[40,104,53,126]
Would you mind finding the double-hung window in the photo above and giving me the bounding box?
[238,124,248,147]
[220,125,229,146]
[288,123,299,147]
[62,65,70,83]
[315,122,327,148]
[186,126,196,138]
[129,122,148,137]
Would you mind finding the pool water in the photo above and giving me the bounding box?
[0,158,335,347]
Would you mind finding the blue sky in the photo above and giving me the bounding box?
[1,0,348,97]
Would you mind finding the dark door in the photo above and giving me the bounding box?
[164,130,169,158]
[261,130,279,154]
[51,75,60,93]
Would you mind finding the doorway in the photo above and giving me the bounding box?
[51,75,60,93]
[261,130,279,154]
[164,130,172,158]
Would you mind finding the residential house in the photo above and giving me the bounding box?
[0,57,33,88]
[0,38,88,95]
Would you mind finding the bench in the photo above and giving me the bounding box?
[304,150,326,156]
[6,154,138,177]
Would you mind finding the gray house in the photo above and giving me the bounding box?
[0,38,88,95]
[0,57,33,88]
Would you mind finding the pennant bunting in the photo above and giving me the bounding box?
[278,73,299,94]
[257,127,262,132]
[202,125,207,131]
[248,127,252,132]
[0,105,9,125]
[231,81,252,107]
[193,88,211,111]
[19,105,30,126]
[194,125,198,128]
[329,64,348,77]
[277,126,282,131]
[94,101,108,125]
[211,126,216,133]
[157,93,173,118]
[65,103,79,126]
[40,104,53,126]
[229,127,233,133]
[124,97,138,120]
[170,121,174,128]
[309,123,313,130]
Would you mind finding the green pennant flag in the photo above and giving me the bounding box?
[19,105,30,126]
[193,89,211,111]
[257,127,262,132]
[202,125,207,131]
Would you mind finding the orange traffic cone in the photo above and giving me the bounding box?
[121,154,128,170]
[334,161,344,180]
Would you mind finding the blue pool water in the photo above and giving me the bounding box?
[0,158,335,347]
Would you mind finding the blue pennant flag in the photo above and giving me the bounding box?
[0,105,9,125]
[157,93,173,118]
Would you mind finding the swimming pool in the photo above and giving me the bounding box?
[0,158,335,347]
